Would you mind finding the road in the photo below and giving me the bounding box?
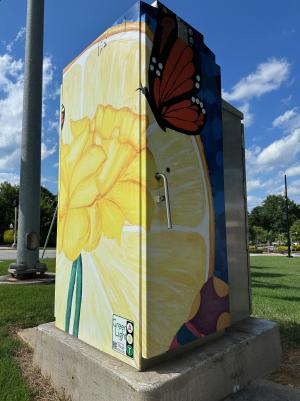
[0,248,56,261]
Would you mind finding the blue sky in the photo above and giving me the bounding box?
[0,0,299,209]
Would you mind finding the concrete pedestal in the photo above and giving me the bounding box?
[31,318,281,401]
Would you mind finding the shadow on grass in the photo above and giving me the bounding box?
[250,265,279,270]
[251,280,300,291]
[267,294,300,302]
[251,271,286,279]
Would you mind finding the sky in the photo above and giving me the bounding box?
[0,0,299,210]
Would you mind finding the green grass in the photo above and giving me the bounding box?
[251,256,300,345]
[0,256,299,400]
[0,259,55,401]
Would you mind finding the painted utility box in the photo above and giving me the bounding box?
[55,1,249,370]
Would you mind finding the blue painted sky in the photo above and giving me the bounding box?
[0,0,299,209]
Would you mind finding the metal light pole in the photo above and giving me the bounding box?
[12,200,18,248]
[9,0,47,276]
[284,174,292,258]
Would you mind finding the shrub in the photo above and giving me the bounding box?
[276,245,288,253]
[249,245,263,254]
[292,244,300,252]
[3,229,14,244]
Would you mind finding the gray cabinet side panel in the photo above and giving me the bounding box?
[222,106,251,323]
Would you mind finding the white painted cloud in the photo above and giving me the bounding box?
[223,58,290,102]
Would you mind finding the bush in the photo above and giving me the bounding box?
[249,245,263,254]
[276,245,288,253]
[3,229,14,244]
[292,244,300,252]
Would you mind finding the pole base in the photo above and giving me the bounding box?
[8,261,47,279]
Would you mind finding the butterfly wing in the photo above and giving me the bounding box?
[146,10,206,135]
[61,104,65,131]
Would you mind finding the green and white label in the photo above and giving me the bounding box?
[112,314,134,358]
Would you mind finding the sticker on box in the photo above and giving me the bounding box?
[112,314,134,358]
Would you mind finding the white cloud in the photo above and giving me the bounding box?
[273,108,298,127]
[288,179,300,196]
[281,95,292,105]
[285,164,300,177]
[247,179,263,191]
[223,58,290,102]
[257,129,300,166]
[247,195,264,209]
[48,119,59,133]
[0,172,19,185]
[272,108,300,132]
[6,27,26,53]
[238,102,254,127]
[0,51,56,173]
[41,142,56,160]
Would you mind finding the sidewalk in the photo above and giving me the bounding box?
[225,379,300,401]
[0,247,56,260]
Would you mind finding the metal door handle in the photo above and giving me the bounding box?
[155,173,172,229]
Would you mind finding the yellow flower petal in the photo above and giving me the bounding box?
[57,214,65,254]
[107,181,140,226]
[66,121,91,172]
[69,175,99,208]
[100,199,124,242]
[70,145,106,192]
[63,208,90,261]
[100,105,117,140]
[98,140,134,194]
[84,202,102,252]
[107,181,154,230]
[71,116,90,138]
[120,148,159,189]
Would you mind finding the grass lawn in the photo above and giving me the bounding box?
[0,256,299,400]
[251,256,300,345]
[251,255,300,387]
[0,259,55,401]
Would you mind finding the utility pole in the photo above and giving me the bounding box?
[284,174,292,258]
[9,0,47,277]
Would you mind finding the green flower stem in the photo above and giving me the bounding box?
[73,254,83,337]
[65,259,77,333]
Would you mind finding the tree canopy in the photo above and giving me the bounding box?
[248,195,300,244]
[0,182,57,246]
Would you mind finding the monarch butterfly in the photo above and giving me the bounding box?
[144,7,206,135]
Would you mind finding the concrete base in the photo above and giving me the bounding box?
[8,260,47,277]
[28,318,282,401]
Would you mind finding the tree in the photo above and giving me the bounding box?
[251,226,269,244]
[248,195,300,240]
[275,232,287,245]
[0,182,57,246]
[40,187,57,247]
[291,219,300,243]
[0,182,19,241]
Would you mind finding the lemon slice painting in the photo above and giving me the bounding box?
[55,2,230,370]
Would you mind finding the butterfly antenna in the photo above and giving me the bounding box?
[136,83,147,96]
